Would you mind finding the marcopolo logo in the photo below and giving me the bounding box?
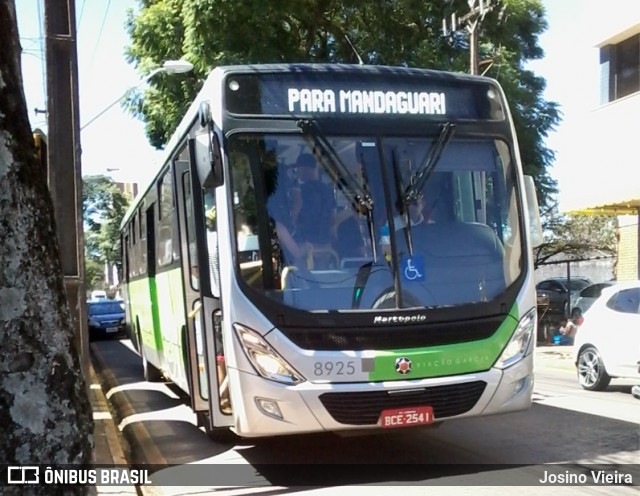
[373,314,427,325]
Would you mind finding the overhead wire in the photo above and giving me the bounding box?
[87,0,113,78]
[77,0,88,32]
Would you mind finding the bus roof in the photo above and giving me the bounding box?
[214,63,492,79]
[121,63,500,230]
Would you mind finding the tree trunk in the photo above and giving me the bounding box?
[0,2,93,494]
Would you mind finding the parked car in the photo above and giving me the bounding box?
[535,276,592,315]
[90,290,107,300]
[573,280,640,391]
[87,299,125,340]
[572,282,615,314]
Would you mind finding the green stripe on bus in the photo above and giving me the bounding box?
[368,303,519,381]
[128,277,160,351]
[155,267,185,354]
[148,275,163,352]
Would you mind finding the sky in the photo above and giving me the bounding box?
[17,0,163,186]
[15,0,639,209]
[527,0,640,212]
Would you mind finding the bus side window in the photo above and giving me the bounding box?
[183,171,200,291]
[203,191,220,298]
[130,214,139,278]
[139,205,147,275]
[157,169,174,267]
[231,152,260,287]
[123,234,130,283]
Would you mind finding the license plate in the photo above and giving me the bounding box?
[380,406,434,428]
[106,327,118,333]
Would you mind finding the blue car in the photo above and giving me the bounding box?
[87,299,125,340]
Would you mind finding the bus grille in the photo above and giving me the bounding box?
[318,381,487,425]
[281,322,498,350]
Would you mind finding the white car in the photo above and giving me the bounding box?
[573,280,640,391]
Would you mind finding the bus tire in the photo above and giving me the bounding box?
[181,325,193,394]
[198,413,237,444]
[140,331,164,383]
[132,316,142,352]
[206,426,236,444]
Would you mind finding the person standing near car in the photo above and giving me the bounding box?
[555,308,582,345]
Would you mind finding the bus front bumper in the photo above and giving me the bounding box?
[228,355,533,438]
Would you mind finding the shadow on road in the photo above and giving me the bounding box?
[91,339,639,488]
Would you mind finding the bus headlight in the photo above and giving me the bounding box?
[495,308,536,369]
[234,324,305,385]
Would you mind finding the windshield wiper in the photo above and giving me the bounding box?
[391,149,414,257]
[402,122,455,206]
[297,119,373,212]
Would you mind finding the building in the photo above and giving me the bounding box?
[115,181,138,200]
[565,10,640,281]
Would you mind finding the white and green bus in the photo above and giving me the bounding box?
[120,64,543,439]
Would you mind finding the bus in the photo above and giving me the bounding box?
[120,64,543,439]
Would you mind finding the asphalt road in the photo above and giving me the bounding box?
[90,339,639,495]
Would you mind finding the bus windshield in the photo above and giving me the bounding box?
[226,132,523,311]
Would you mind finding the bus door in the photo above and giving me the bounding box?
[174,158,231,428]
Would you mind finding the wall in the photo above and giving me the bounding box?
[617,219,639,280]
[535,258,615,284]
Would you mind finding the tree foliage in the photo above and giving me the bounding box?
[82,175,130,290]
[124,0,560,207]
[84,256,104,292]
[534,209,617,268]
[0,0,92,480]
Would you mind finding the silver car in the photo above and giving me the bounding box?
[572,282,614,314]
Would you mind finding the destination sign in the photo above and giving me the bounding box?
[224,70,503,120]
[287,88,446,116]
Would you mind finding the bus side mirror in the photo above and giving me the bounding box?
[523,175,543,248]
[194,101,223,189]
[194,130,223,188]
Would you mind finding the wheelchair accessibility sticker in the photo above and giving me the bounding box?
[401,256,425,282]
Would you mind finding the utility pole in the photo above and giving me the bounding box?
[44,0,88,377]
[443,0,497,75]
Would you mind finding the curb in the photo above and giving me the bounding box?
[90,345,168,467]
[89,360,130,466]
[89,354,138,495]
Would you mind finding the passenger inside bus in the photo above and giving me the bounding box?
[329,158,372,264]
[268,179,304,264]
[269,152,337,269]
[295,153,336,244]
[333,206,369,259]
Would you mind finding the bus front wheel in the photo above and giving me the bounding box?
[197,412,237,444]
